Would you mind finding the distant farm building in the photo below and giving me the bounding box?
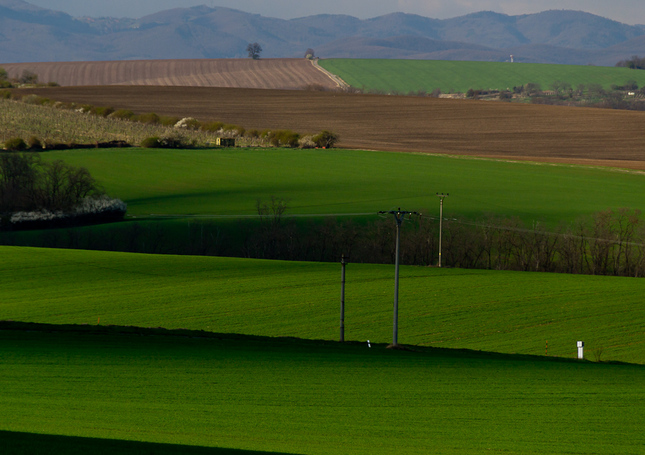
[217,138,236,147]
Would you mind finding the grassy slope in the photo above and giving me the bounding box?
[0,99,219,147]
[318,59,645,93]
[1,327,644,455]
[3,246,645,364]
[38,148,645,225]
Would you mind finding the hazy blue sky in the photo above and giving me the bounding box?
[25,0,645,25]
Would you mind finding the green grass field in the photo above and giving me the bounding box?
[4,145,645,453]
[37,148,645,226]
[318,59,645,93]
[3,246,645,364]
[1,325,644,455]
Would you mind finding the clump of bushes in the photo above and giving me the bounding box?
[90,106,115,117]
[109,109,136,120]
[135,112,160,124]
[312,130,339,148]
[0,153,126,230]
[21,94,51,106]
[140,136,162,148]
[222,124,245,137]
[201,121,225,132]
[160,115,181,126]
[0,67,57,88]
[140,135,193,149]
[267,130,301,148]
[298,135,317,149]
[19,70,38,85]
[76,104,95,113]
[4,137,27,151]
[27,136,42,150]
[10,195,127,230]
[175,117,201,130]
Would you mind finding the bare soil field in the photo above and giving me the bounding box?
[20,85,645,170]
[1,59,338,90]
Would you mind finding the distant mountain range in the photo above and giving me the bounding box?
[1,0,645,65]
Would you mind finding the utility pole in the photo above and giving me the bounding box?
[436,193,449,267]
[378,208,419,346]
[340,254,347,342]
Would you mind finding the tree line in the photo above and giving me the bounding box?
[5,203,645,278]
[0,67,57,88]
[616,55,645,70]
[0,153,125,229]
[234,208,645,277]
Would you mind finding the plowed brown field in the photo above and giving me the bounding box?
[1,59,338,90]
[21,85,645,170]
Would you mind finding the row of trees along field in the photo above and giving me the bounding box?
[1,91,339,150]
[616,55,645,69]
[460,57,645,109]
[4,203,645,278]
[235,207,645,277]
[0,67,56,88]
[0,153,125,229]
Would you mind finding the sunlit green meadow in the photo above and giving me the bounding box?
[37,147,645,226]
[319,59,645,93]
[3,246,644,364]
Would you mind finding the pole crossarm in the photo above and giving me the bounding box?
[378,208,420,225]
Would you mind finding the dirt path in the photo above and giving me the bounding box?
[310,59,350,89]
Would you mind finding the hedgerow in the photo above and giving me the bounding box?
[1,96,339,149]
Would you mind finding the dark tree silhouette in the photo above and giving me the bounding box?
[246,42,262,59]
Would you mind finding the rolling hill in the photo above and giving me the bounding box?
[19,85,645,170]
[3,323,644,454]
[3,246,645,363]
[317,59,645,93]
[0,58,339,89]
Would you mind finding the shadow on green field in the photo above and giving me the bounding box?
[0,430,298,455]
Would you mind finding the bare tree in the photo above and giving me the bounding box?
[256,195,289,224]
[19,70,38,85]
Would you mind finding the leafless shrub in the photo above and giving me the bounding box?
[256,196,289,224]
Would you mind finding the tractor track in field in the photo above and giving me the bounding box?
[310,59,350,89]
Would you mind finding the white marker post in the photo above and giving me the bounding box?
[577,341,584,359]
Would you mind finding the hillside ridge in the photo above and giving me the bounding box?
[1,1,644,64]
